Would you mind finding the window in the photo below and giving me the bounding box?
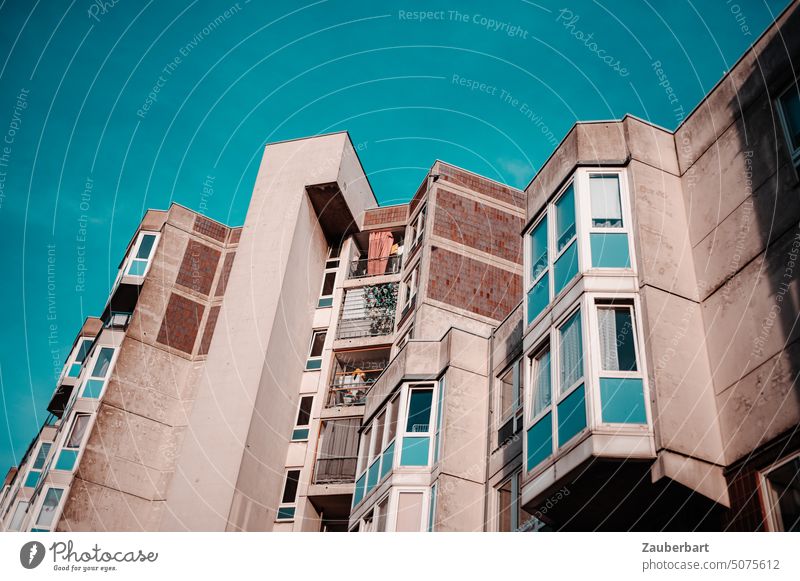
[305,330,326,370]
[428,483,437,532]
[396,324,413,351]
[8,500,29,531]
[318,269,337,308]
[400,387,433,467]
[408,205,426,251]
[277,469,301,521]
[80,346,116,398]
[558,311,583,395]
[497,361,523,446]
[594,302,646,425]
[34,487,63,530]
[778,83,800,165]
[125,231,159,276]
[761,452,800,531]
[375,495,389,532]
[291,396,313,441]
[497,470,535,532]
[55,414,90,471]
[433,377,445,463]
[401,267,419,315]
[24,442,52,488]
[525,170,633,326]
[65,338,93,378]
[530,347,551,420]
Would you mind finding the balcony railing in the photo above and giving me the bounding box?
[313,457,358,484]
[348,255,402,279]
[327,381,371,407]
[336,283,398,340]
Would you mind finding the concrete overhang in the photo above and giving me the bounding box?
[306,182,361,246]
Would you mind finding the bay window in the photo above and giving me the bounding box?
[525,170,634,326]
[24,442,52,488]
[525,296,650,474]
[32,487,63,531]
[64,337,93,379]
[55,413,91,471]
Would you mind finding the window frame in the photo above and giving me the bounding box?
[305,330,327,371]
[759,450,800,532]
[291,396,314,441]
[318,266,337,309]
[777,83,800,166]
[31,485,65,531]
[78,345,118,399]
[400,266,419,315]
[124,231,161,278]
[61,336,94,381]
[8,500,29,532]
[496,359,524,447]
[495,468,532,532]
[524,169,636,328]
[23,441,52,488]
[407,204,427,252]
[276,468,301,522]
[54,412,92,473]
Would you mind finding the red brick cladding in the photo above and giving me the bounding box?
[427,247,521,321]
[175,240,221,296]
[156,293,205,354]
[215,252,236,297]
[228,227,242,245]
[438,164,525,210]
[433,189,523,264]
[193,215,227,242]
[363,205,408,228]
[199,305,221,356]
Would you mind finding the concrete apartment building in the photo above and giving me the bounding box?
[2,2,800,533]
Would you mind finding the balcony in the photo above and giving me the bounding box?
[312,418,360,486]
[348,255,402,279]
[327,348,390,407]
[336,283,397,340]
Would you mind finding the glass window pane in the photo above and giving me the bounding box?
[781,87,800,150]
[136,234,157,259]
[530,217,548,280]
[321,272,336,297]
[127,260,148,276]
[296,396,313,427]
[555,184,576,252]
[517,472,533,530]
[281,470,300,504]
[75,339,93,364]
[66,415,90,449]
[590,232,630,268]
[371,412,385,458]
[9,501,29,531]
[598,308,638,372]
[766,456,800,531]
[91,348,114,378]
[386,397,399,443]
[406,389,433,433]
[35,488,63,527]
[553,241,579,295]
[360,427,371,470]
[559,311,583,393]
[531,349,552,418]
[527,273,549,324]
[33,443,52,470]
[590,175,623,228]
[498,479,512,532]
[499,367,515,419]
[309,332,326,358]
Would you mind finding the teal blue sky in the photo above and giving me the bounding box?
[0,0,790,471]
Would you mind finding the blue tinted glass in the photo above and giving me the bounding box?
[590,233,630,268]
[127,260,148,276]
[530,217,548,280]
[527,273,549,325]
[400,436,430,466]
[276,506,296,520]
[526,413,552,471]
[555,184,576,251]
[553,241,578,295]
[136,234,156,259]
[55,450,79,471]
[367,458,380,492]
[353,474,366,506]
[291,428,309,441]
[68,363,83,378]
[305,358,322,371]
[600,378,647,424]
[317,296,333,308]
[81,379,105,399]
[24,471,40,488]
[91,348,114,378]
[557,384,586,446]
[33,443,51,470]
[380,442,394,480]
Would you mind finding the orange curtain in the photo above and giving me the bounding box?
[367,231,394,275]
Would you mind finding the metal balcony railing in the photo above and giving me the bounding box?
[313,457,358,484]
[327,381,371,407]
[348,255,402,279]
[336,283,398,340]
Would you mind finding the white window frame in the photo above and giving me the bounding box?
[396,323,413,352]
[79,345,118,399]
[523,169,637,328]
[777,83,800,167]
[276,469,301,522]
[585,294,651,429]
[759,450,800,532]
[8,500,29,531]
[60,336,94,381]
[24,441,52,488]
[54,413,92,473]
[318,266,337,308]
[124,231,161,278]
[31,485,65,531]
[305,330,327,370]
[291,396,314,441]
[407,204,427,251]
